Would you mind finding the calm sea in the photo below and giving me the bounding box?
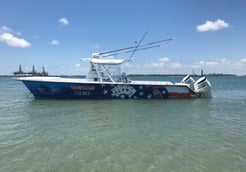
[0,76,245,172]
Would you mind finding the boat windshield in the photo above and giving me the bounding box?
[87,61,125,83]
[104,64,122,82]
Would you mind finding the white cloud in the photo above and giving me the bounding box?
[240,58,246,64]
[48,57,246,75]
[0,26,21,36]
[0,32,31,48]
[131,57,246,75]
[220,58,231,65]
[58,17,69,25]
[190,58,246,74]
[145,57,183,69]
[0,25,31,48]
[196,19,229,32]
[170,62,182,68]
[198,60,219,66]
[159,57,170,63]
[51,40,59,45]
[197,58,246,68]
[0,25,12,33]
[148,62,164,68]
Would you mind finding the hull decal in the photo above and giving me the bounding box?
[21,80,199,99]
[111,85,136,98]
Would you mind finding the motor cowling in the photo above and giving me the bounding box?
[181,75,195,90]
[194,77,211,98]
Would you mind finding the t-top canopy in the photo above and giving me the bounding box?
[90,58,125,65]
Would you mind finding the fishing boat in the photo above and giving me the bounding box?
[17,33,211,99]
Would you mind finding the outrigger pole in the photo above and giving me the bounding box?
[128,31,148,61]
[99,32,173,59]
[99,38,172,57]
[101,44,161,58]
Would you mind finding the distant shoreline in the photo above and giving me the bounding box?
[1,74,245,77]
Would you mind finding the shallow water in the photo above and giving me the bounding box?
[0,76,245,171]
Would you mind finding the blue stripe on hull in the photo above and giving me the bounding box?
[22,81,199,99]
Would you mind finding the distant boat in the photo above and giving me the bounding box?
[17,34,211,99]
[14,65,48,77]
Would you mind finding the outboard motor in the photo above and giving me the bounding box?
[194,77,211,98]
[181,75,195,90]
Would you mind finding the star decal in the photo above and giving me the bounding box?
[103,89,108,95]
[120,95,125,99]
[147,94,152,99]
[162,90,167,94]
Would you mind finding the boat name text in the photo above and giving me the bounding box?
[74,91,91,96]
[71,85,95,91]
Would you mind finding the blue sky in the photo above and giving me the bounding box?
[1,0,246,75]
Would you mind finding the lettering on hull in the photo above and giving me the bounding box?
[74,91,91,96]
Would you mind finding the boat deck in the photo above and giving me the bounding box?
[17,76,177,86]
